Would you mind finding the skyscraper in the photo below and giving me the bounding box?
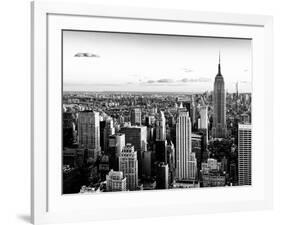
[143,151,152,178]
[108,133,126,158]
[63,112,76,147]
[175,111,193,180]
[78,111,100,160]
[120,126,147,152]
[103,117,115,153]
[166,140,175,184]
[177,95,196,128]
[188,153,197,181]
[238,124,252,185]
[120,126,147,177]
[199,106,208,130]
[131,108,142,125]
[156,162,169,189]
[108,133,126,170]
[212,54,227,138]
[119,144,138,191]
[155,111,166,141]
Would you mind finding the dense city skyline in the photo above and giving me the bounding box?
[63,31,252,93]
[62,32,252,194]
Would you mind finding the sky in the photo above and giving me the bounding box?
[63,30,252,93]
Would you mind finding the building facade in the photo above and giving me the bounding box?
[78,111,100,160]
[119,144,138,191]
[201,158,225,187]
[175,111,193,181]
[120,126,147,152]
[156,162,169,189]
[199,105,208,131]
[131,108,142,126]
[238,123,252,185]
[106,170,127,192]
[103,117,115,153]
[155,111,166,141]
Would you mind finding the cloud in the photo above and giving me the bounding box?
[143,77,211,85]
[179,77,211,83]
[74,52,100,57]
[145,78,174,84]
[157,78,174,83]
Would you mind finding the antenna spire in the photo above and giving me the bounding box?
[218,51,221,75]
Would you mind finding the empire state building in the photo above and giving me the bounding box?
[212,55,227,138]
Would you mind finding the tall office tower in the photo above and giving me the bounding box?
[120,126,147,176]
[166,140,175,184]
[177,95,196,129]
[212,54,227,138]
[103,118,115,154]
[108,133,126,170]
[175,111,192,180]
[199,106,208,130]
[63,112,76,147]
[143,151,152,178]
[199,106,209,145]
[238,124,252,185]
[108,133,126,158]
[155,140,167,163]
[156,111,166,141]
[191,133,204,171]
[155,111,167,162]
[120,126,147,152]
[99,120,106,151]
[156,162,169,189]
[106,170,127,192]
[131,108,142,126]
[78,111,100,161]
[188,153,197,181]
[119,144,138,191]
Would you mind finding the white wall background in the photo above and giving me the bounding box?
[0,0,280,224]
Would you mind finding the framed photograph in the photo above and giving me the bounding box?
[31,1,273,224]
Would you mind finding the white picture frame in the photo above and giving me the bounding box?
[31,1,274,224]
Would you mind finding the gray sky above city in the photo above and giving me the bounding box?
[63,30,252,93]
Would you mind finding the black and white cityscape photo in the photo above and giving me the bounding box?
[62,31,252,194]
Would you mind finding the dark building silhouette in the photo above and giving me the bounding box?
[212,54,227,138]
